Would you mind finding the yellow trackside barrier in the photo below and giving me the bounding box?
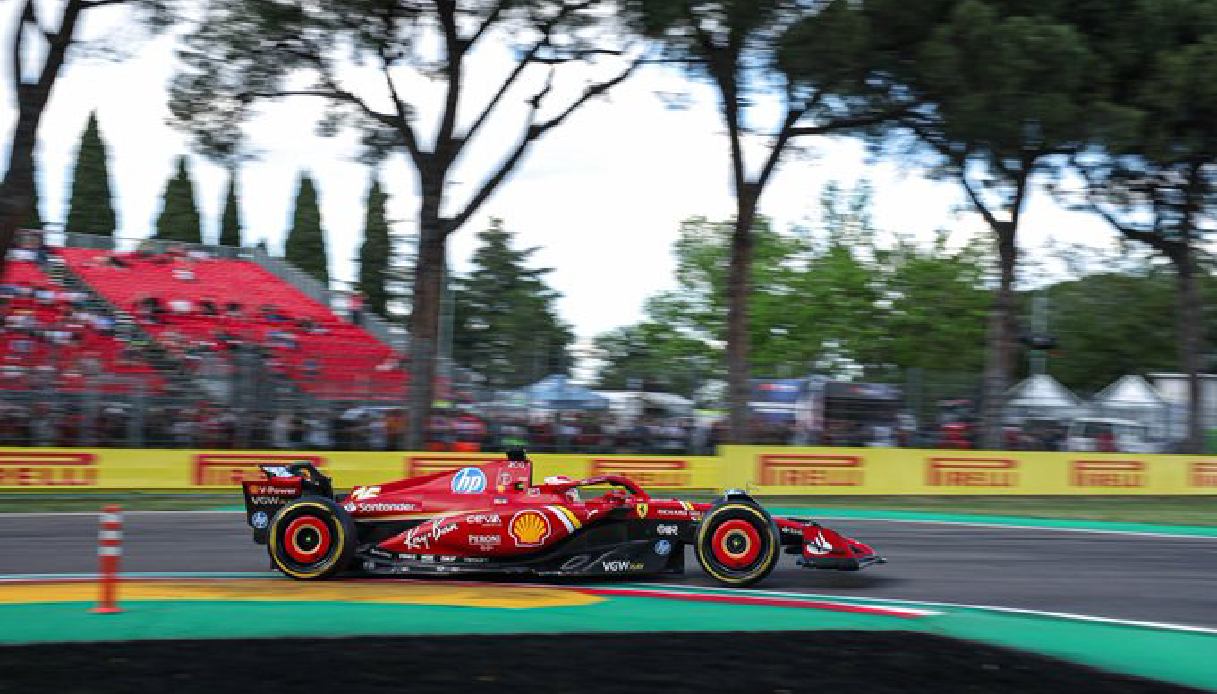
[719,446,1217,495]
[0,448,722,491]
[0,446,1214,494]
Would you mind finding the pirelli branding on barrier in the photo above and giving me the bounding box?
[1,446,1216,493]
[0,451,97,486]
[1070,460,1146,488]
[590,458,691,488]
[1190,461,1217,487]
[757,453,863,487]
[925,457,1018,488]
[722,446,1217,494]
[193,453,326,486]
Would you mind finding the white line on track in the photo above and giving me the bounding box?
[585,584,939,616]
[788,515,1217,540]
[630,582,1217,636]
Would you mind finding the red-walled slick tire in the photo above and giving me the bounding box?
[694,500,780,587]
[268,497,355,580]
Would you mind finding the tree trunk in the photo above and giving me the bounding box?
[0,108,38,280]
[980,223,1017,449]
[0,0,84,280]
[1173,245,1204,453]
[726,187,758,443]
[404,193,447,451]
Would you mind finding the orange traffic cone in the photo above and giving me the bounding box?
[90,504,123,614]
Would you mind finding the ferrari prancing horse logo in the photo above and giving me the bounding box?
[635,503,648,519]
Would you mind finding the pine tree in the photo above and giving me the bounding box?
[64,112,116,236]
[154,156,202,243]
[284,173,328,284]
[357,178,390,317]
[219,172,242,247]
[452,218,573,388]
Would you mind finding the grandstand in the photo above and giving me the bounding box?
[0,230,427,448]
[57,246,407,401]
[1,257,164,394]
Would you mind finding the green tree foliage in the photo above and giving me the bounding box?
[357,179,391,318]
[795,0,1109,447]
[452,219,574,390]
[625,0,896,441]
[596,186,992,397]
[284,174,328,285]
[64,112,116,236]
[154,156,202,243]
[1042,271,1180,396]
[1065,0,1217,451]
[218,173,242,247]
[169,0,639,447]
[594,315,718,397]
[878,232,991,376]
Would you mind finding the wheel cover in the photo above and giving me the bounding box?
[711,519,761,569]
[284,516,332,564]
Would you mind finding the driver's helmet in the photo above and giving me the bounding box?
[542,475,580,504]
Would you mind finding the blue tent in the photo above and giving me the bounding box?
[522,375,608,410]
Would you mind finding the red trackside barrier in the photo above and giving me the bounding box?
[90,504,123,614]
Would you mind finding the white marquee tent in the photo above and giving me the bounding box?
[1093,375,1171,438]
[1004,374,1082,422]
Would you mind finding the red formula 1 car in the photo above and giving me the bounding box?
[241,449,885,587]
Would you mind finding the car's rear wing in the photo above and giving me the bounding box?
[241,462,334,544]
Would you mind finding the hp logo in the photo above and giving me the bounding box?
[451,467,487,494]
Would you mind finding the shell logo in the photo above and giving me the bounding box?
[509,510,552,547]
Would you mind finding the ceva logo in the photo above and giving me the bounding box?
[451,467,487,494]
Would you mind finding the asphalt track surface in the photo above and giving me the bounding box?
[3,511,1215,628]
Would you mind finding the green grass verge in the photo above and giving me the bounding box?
[1,596,1214,690]
[0,492,1213,526]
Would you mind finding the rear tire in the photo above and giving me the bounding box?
[694,500,780,587]
[268,496,355,580]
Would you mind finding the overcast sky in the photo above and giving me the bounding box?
[1,4,1122,340]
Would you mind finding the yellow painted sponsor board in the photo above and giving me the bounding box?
[0,448,723,491]
[0,446,1214,494]
[720,446,1217,495]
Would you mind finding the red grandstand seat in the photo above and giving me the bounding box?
[58,248,405,399]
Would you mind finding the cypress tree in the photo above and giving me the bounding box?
[154,156,202,243]
[453,219,574,387]
[285,173,329,284]
[219,173,242,246]
[357,178,390,317]
[64,112,116,236]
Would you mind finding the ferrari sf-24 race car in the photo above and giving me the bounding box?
[241,449,885,587]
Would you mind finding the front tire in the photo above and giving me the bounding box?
[267,497,355,580]
[694,500,780,587]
